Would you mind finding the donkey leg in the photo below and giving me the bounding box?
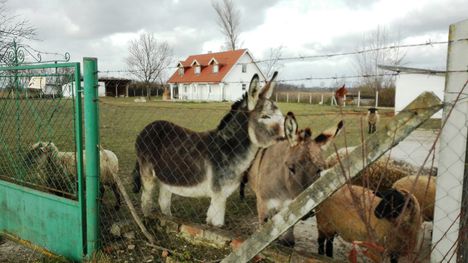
[206,194,227,227]
[278,228,295,247]
[158,184,172,216]
[140,163,156,217]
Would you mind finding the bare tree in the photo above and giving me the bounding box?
[212,0,241,50]
[354,26,405,92]
[259,46,284,79]
[0,1,36,58]
[126,33,173,100]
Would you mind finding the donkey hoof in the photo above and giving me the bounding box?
[278,239,295,247]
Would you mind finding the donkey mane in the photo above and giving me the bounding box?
[217,93,248,130]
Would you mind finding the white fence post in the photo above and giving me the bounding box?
[297,93,300,103]
[375,91,379,107]
[358,91,361,107]
[286,92,289,103]
[432,19,468,262]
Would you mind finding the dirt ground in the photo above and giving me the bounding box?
[0,237,44,263]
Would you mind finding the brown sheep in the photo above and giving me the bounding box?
[316,185,422,263]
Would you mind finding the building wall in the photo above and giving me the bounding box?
[395,74,444,118]
[62,81,106,98]
[223,53,265,101]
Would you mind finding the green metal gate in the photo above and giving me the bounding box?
[0,42,100,261]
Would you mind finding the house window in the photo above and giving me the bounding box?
[178,67,184,76]
[213,64,219,73]
[242,84,246,91]
[194,66,201,75]
[183,85,187,93]
[208,85,212,93]
[241,64,247,73]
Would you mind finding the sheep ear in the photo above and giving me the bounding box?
[285,112,299,146]
[259,71,278,99]
[314,120,344,149]
[247,74,261,111]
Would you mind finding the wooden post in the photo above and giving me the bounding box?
[358,91,361,107]
[297,93,300,103]
[309,93,312,104]
[275,92,278,102]
[344,94,346,107]
[286,93,289,103]
[320,94,324,105]
[375,91,379,107]
[221,92,443,263]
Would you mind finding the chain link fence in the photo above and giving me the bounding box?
[0,65,79,199]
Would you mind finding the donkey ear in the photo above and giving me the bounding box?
[259,71,278,99]
[285,112,299,146]
[247,74,261,110]
[314,120,344,149]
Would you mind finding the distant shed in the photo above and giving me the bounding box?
[380,65,445,118]
[99,77,132,97]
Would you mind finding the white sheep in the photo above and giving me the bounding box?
[26,141,121,210]
[316,185,422,263]
[393,175,436,221]
[367,107,380,134]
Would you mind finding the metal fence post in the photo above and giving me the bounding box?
[83,57,100,256]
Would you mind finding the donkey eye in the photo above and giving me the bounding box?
[261,115,271,119]
[288,165,296,174]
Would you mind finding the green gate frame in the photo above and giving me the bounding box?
[0,58,100,261]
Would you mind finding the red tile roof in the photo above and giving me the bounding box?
[167,49,247,84]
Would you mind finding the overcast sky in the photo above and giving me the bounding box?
[6,0,468,86]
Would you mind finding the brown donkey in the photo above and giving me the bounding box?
[244,112,343,246]
[133,73,284,227]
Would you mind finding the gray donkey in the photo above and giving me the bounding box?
[244,112,343,246]
[133,73,284,227]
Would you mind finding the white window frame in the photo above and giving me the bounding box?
[241,64,247,73]
[178,67,184,76]
[194,66,201,75]
[213,64,219,73]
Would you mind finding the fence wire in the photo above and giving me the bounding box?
[90,77,465,263]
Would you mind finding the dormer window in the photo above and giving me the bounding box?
[178,67,184,76]
[241,63,247,73]
[208,57,219,74]
[194,66,201,75]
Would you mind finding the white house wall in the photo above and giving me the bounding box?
[177,83,223,101]
[223,53,266,101]
[62,81,106,98]
[395,74,444,118]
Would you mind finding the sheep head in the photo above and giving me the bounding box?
[374,189,417,221]
[25,141,58,166]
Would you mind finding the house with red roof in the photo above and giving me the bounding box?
[167,49,265,101]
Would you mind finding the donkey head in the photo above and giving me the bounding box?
[25,141,58,166]
[245,72,284,148]
[283,112,344,194]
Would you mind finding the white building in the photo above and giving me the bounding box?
[62,81,106,98]
[167,49,266,101]
[380,65,445,118]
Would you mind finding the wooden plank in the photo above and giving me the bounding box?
[222,91,443,263]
